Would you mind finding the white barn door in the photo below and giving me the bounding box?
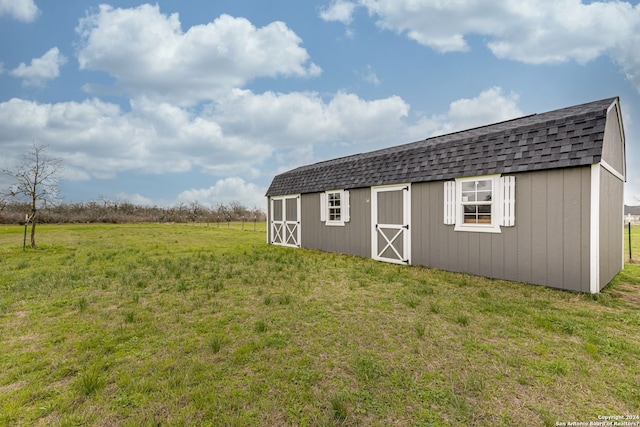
[372,184,411,264]
[270,195,301,248]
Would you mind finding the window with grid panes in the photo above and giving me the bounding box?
[327,191,341,222]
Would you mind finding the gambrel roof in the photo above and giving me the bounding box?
[266,97,618,197]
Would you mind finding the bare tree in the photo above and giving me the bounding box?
[188,200,203,224]
[2,143,63,249]
[229,200,247,221]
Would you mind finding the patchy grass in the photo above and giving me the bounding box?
[0,223,639,426]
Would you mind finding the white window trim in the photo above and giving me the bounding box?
[454,174,502,233]
[321,189,349,226]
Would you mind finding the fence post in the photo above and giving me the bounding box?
[23,214,28,251]
[629,222,632,261]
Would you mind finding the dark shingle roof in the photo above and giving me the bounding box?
[266,97,617,196]
[625,205,640,215]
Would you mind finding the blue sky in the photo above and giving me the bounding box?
[1,0,639,209]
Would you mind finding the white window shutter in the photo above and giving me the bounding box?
[343,191,350,223]
[320,192,326,222]
[500,176,515,227]
[444,181,455,225]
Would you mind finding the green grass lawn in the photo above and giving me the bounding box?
[1,224,639,426]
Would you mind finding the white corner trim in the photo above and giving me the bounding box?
[265,196,270,244]
[370,187,377,261]
[600,159,625,182]
[622,209,626,272]
[590,164,601,294]
[405,184,412,265]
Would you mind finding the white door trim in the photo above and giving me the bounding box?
[270,195,301,248]
[371,184,411,265]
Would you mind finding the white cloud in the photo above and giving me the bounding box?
[0,0,38,22]
[76,4,321,105]
[0,88,410,184]
[0,97,251,179]
[405,87,522,140]
[177,177,266,209]
[337,0,640,91]
[320,0,357,24]
[357,0,634,60]
[440,87,522,134]
[10,47,67,87]
[211,89,409,148]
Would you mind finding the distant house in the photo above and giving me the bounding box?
[625,205,640,225]
[266,97,627,293]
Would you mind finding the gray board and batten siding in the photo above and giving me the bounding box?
[266,97,627,293]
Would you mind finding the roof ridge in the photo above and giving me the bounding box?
[423,113,537,142]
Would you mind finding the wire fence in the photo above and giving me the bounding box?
[190,220,267,233]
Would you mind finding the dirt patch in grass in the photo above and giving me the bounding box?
[610,283,640,306]
[48,376,74,391]
[0,380,26,394]
[2,309,29,328]
[35,411,61,426]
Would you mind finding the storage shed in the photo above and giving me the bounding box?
[266,97,627,293]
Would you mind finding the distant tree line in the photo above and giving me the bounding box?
[0,198,266,225]
[2,144,268,248]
